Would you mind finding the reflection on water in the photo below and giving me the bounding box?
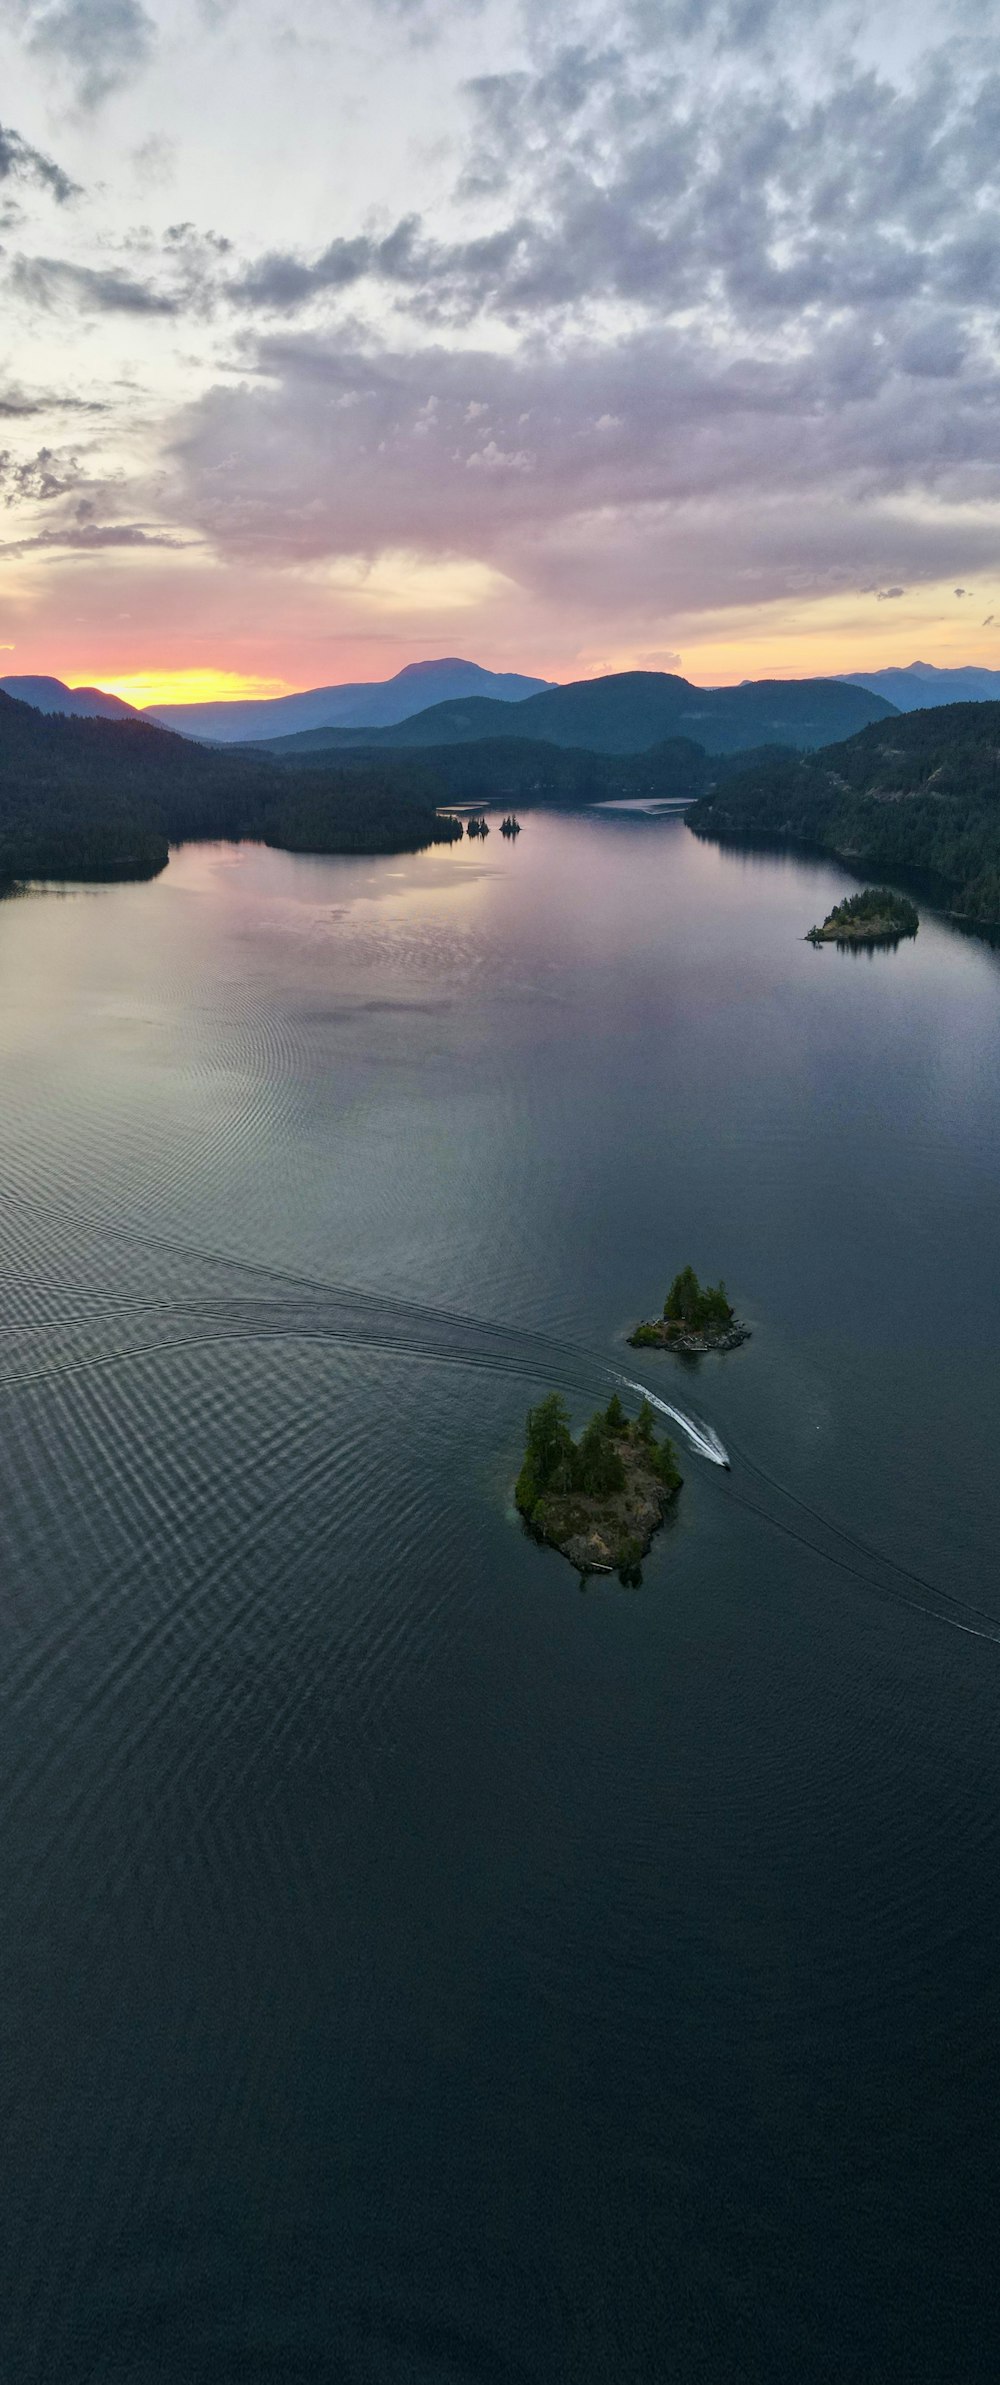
[1,812,998,2384]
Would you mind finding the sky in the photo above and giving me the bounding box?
[1,0,999,701]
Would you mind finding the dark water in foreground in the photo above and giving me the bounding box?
[1,813,998,2383]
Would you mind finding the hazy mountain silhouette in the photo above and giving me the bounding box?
[0,675,138,720]
[840,661,1000,709]
[145,658,552,741]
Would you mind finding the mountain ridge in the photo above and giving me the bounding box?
[257,671,898,758]
[144,658,552,740]
[0,675,139,721]
[839,661,1000,709]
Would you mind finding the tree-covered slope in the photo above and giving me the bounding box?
[262,671,897,758]
[265,732,712,805]
[689,703,1000,922]
[0,691,459,884]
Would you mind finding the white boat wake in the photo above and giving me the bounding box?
[616,1375,730,1467]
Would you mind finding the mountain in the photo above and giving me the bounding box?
[689,702,1000,922]
[0,690,460,884]
[840,662,1000,709]
[144,658,552,742]
[262,671,898,758]
[0,674,138,720]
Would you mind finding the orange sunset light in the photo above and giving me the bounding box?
[94,670,294,709]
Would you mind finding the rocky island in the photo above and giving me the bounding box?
[630,1266,749,1355]
[806,888,919,944]
[515,1391,682,1583]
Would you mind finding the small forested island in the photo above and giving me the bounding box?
[515,1391,682,1582]
[806,888,919,944]
[630,1265,749,1354]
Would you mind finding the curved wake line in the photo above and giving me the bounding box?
[617,1374,730,1466]
[4,1173,991,1646]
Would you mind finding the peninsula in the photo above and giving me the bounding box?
[630,1266,749,1355]
[806,888,919,944]
[515,1392,682,1582]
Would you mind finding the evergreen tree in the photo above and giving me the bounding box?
[573,1415,626,1498]
[665,1265,701,1324]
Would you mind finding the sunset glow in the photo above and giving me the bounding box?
[96,671,293,711]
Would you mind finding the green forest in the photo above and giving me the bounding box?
[516,1391,681,1524]
[631,1268,734,1344]
[0,691,461,887]
[690,703,1000,923]
[807,888,919,941]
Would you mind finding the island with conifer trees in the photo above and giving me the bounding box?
[629,1266,749,1355]
[515,1392,682,1581]
[806,888,919,944]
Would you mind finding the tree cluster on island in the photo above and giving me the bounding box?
[630,1267,749,1353]
[805,887,919,943]
[515,1390,682,1583]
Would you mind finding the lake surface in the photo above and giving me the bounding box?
[1,812,998,2383]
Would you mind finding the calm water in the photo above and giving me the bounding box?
[1,813,998,2383]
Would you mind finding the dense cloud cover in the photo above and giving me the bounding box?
[1,0,998,682]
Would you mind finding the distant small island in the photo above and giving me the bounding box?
[630,1265,749,1355]
[515,1391,682,1582]
[806,888,919,944]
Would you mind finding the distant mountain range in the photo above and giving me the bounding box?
[0,674,137,720]
[144,658,552,740]
[261,672,897,758]
[10,659,1000,747]
[839,661,1000,709]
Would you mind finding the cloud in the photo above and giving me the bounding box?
[0,445,83,505]
[7,0,1000,653]
[10,223,231,319]
[17,0,155,107]
[10,255,180,315]
[218,27,1000,351]
[169,318,1000,623]
[0,122,78,203]
[0,385,110,417]
[0,522,185,557]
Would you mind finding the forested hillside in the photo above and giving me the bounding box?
[689,704,1000,922]
[0,693,459,884]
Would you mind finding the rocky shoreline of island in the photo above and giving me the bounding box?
[629,1266,749,1356]
[806,888,919,945]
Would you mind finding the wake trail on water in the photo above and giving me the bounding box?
[0,1174,992,1643]
[0,1176,729,1468]
[616,1374,730,1466]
